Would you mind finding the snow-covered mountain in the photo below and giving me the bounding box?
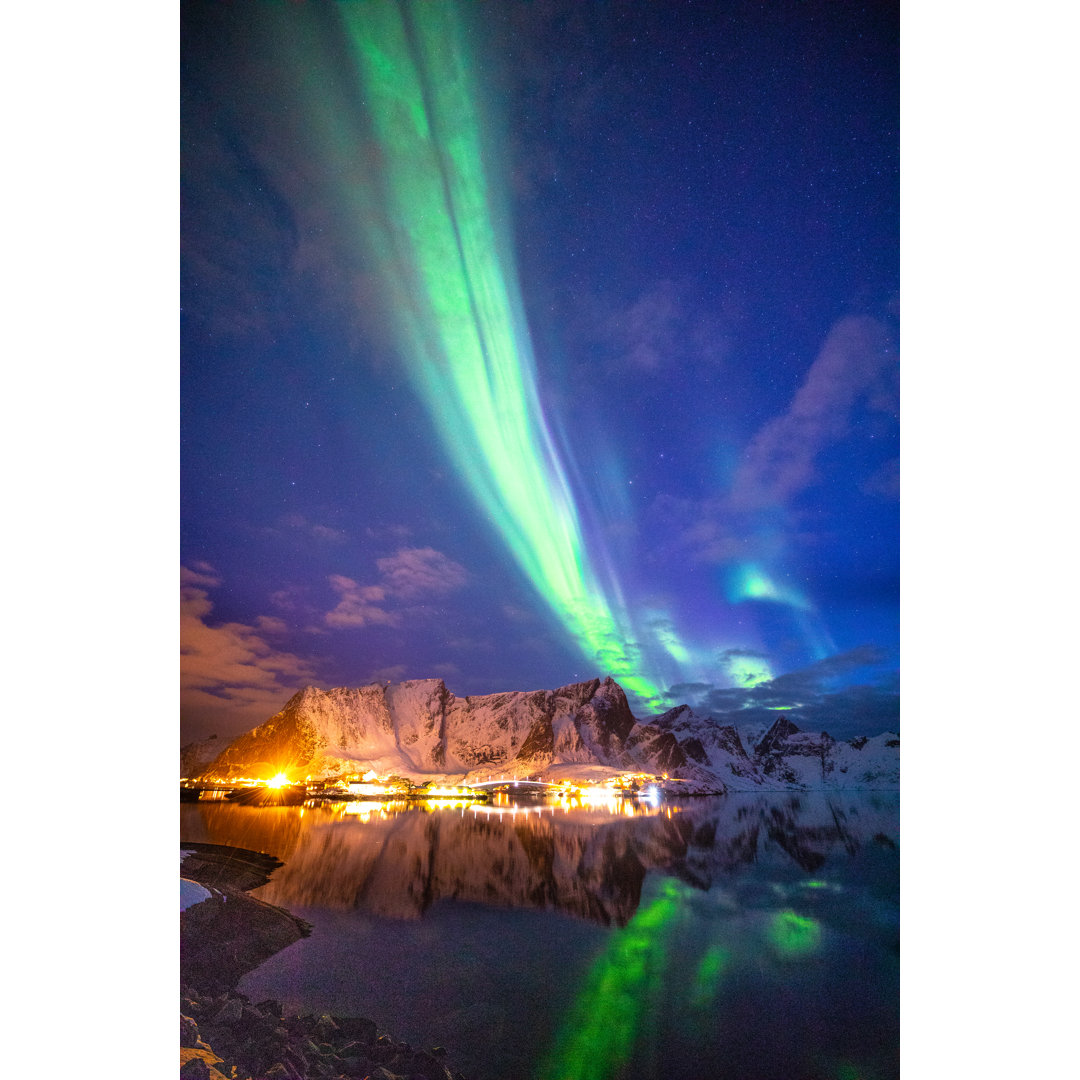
[196,676,899,793]
[181,733,236,778]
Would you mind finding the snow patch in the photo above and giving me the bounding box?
[181,878,212,911]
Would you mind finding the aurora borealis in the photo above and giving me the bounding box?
[181,0,899,743]
[340,1,663,703]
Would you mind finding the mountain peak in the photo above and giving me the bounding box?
[194,676,898,793]
[755,713,801,755]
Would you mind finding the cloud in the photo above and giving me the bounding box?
[181,562,221,589]
[376,547,468,600]
[502,603,539,624]
[861,457,900,499]
[367,665,408,684]
[730,316,897,510]
[665,647,897,737]
[364,523,413,542]
[181,114,300,346]
[610,281,681,371]
[320,547,467,633]
[647,316,899,576]
[277,514,347,544]
[269,586,303,612]
[586,280,731,375]
[324,575,401,629]
[181,565,319,739]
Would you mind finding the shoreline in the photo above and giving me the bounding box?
[181,842,472,1080]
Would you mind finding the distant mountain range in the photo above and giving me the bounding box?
[184,676,899,794]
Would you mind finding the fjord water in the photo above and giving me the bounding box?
[180,793,899,1080]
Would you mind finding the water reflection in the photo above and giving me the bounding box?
[212,792,899,1080]
[180,791,898,929]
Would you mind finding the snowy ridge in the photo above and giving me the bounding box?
[197,677,899,793]
[181,734,236,778]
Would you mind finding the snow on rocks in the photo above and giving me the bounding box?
[194,677,899,794]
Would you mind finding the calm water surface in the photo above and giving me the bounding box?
[181,792,899,1080]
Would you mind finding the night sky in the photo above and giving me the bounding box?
[181,0,899,744]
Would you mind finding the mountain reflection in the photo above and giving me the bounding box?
[180,792,898,927]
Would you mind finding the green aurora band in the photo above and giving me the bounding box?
[768,909,823,960]
[540,877,691,1080]
[246,0,813,703]
[690,943,730,1009]
[327,1,664,703]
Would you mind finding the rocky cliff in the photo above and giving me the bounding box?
[197,676,899,794]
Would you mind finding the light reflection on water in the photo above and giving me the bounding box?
[181,792,898,1080]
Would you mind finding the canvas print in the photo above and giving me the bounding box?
[181,3,899,1078]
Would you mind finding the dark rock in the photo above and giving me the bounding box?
[283,1015,312,1037]
[341,1051,371,1076]
[430,1046,447,1057]
[180,1015,203,1048]
[181,890,311,995]
[283,1045,309,1074]
[179,1058,211,1080]
[315,1013,340,1039]
[264,1065,292,1079]
[369,1038,396,1063]
[681,736,709,764]
[335,1016,377,1045]
[755,715,801,756]
[407,1050,454,1080]
[180,842,285,893]
[241,1003,275,1030]
[257,999,284,1020]
[211,997,244,1026]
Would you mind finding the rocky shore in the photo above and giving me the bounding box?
[180,985,467,1080]
[181,842,471,1080]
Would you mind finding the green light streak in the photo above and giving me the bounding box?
[690,943,730,1009]
[653,618,692,667]
[330,1,661,703]
[721,650,773,687]
[540,877,689,1080]
[768,909,822,959]
[728,564,813,611]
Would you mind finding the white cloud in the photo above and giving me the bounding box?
[376,547,468,599]
[320,548,467,633]
[324,574,401,629]
[731,316,896,510]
